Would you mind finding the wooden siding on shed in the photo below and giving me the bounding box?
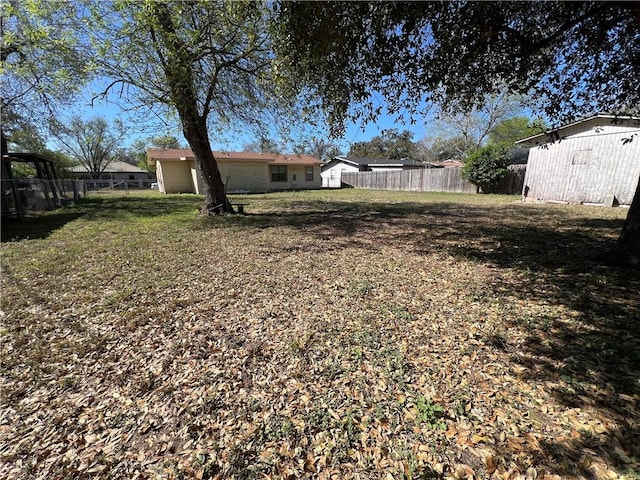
[523,125,640,205]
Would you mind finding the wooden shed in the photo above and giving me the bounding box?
[517,115,640,206]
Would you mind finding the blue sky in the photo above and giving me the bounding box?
[67,83,430,156]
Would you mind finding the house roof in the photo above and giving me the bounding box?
[147,149,322,166]
[515,114,640,146]
[428,160,465,168]
[69,161,150,173]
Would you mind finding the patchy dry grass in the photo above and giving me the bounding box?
[1,189,638,479]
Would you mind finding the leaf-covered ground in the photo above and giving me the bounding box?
[1,190,638,480]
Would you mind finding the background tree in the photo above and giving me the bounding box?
[293,137,342,162]
[3,114,77,177]
[428,94,525,157]
[87,0,294,214]
[52,116,127,180]
[128,134,182,172]
[147,134,182,150]
[43,149,77,178]
[487,116,547,165]
[488,117,546,146]
[420,102,543,164]
[243,136,282,154]
[349,129,419,159]
[418,136,470,163]
[3,116,47,154]
[274,0,640,265]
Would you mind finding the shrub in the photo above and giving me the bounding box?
[462,144,510,193]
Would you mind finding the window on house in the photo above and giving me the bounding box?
[305,167,314,181]
[129,175,135,180]
[271,165,287,182]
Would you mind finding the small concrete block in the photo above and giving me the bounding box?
[603,193,616,207]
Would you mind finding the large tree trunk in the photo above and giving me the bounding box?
[616,175,640,267]
[182,117,232,215]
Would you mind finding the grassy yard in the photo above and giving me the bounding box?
[1,189,638,479]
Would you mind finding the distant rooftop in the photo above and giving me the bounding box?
[69,160,149,173]
[333,156,424,166]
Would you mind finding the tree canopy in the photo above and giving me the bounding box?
[274,1,640,135]
[0,0,92,147]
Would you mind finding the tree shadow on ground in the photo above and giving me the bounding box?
[455,222,640,477]
[1,194,202,242]
[1,210,87,242]
[79,194,202,220]
[219,199,639,477]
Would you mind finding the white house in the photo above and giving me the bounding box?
[321,156,425,188]
[147,149,322,194]
[516,115,640,206]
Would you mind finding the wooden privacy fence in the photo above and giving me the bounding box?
[340,165,526,195]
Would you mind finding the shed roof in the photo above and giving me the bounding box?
[516,114,640,146]
[147,149,322,166]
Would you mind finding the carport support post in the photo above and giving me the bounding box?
[1,160,24,218]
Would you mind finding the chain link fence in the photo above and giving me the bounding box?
[1,178,143,218]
